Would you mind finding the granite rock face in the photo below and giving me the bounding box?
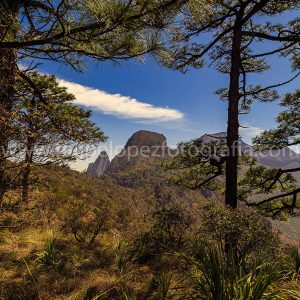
[87,151,110,178]
[125,130,167,149]
[106,130,169,174]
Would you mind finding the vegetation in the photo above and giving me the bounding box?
[0,0,299,298]
[163,0,300,208]
[0,167,299,299]
[0,0,188,207]
[249,90,300,212]
[0,72,106,204]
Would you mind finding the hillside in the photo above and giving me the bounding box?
[0,154,213,299]
[0,130,299,299]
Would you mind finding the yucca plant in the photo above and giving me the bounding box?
[186,241,287,300]
[148,271,182,300]
[92,239,136,300]
[114,238,133,275]
[35,237,60,266]
[232,265,284,300]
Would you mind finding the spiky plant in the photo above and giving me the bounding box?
[148,271,182,300]
[186,241,287,300]
[35,237,60,266]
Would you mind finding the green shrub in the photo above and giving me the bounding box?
[59,198,108,244]
[185,241,287,300]
[199,204,281,269]
[133,203,193,263]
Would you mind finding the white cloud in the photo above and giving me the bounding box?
[57,79,184,122]
[290,145,300,154]
[240,126,264,144]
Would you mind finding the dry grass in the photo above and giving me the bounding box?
[0,165,299,299]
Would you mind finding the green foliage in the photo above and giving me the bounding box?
[35,237,61,266]
[1,165,300,299]
[240,166,296,196]
[133,203,193,263]
[1,0,187,69]
[164,138,226,190]
[13,71,106,165]
[185,242,287,300]
[59,197,108,244]
[166,132,300,218]
[152,203,193,247]
[241,89,300,214]
[199,205,281,268]
[239,165,300,218]
[161,0,300,210]
[254,90,300,149]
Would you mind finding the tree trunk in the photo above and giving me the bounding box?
[21,142,34,204]
[22,95,36,204]
[225,22,242,209]
[0,1,20,203]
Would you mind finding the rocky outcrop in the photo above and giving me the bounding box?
[87,151,110,178]
[125,130,167,149]
[106,130,169,175]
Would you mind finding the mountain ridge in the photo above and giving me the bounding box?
[87,130,300,178]
[200,131,300,169]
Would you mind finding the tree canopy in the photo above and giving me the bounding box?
[162,0,300,208]
[254,90,300,149]
[3,71,106,202]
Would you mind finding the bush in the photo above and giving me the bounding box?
[59,198,108,244]
[199,204,281,269]
[185,241,288,300]
[133,203,193,263]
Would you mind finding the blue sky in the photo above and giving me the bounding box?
[37,12,300,171]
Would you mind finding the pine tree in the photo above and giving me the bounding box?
[0,0,188,199]
[12,72,106,203]
[240,90,300,217]
[163,0,300,208]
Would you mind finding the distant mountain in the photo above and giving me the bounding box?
[87,130,300,178]
[200,132,300,169]
[125,130,167,150]
[86,130,170,178]
[106,130,169,175]
[84,130,300,241]
[85,130,218,208]
[87,151,110,178]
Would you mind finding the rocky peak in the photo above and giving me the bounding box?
[87,151,110,178]
[125,130,167,149]
[106,130,168,175]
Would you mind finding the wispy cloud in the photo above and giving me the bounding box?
[240,126,264,144]
[58,79,184,122]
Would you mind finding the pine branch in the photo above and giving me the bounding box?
[242,30,300,42]
[248,187,300,207]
